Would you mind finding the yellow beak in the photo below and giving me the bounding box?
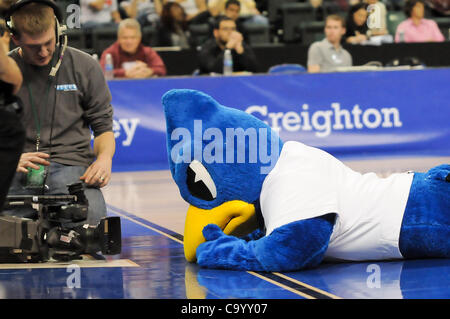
[183,200,256,262]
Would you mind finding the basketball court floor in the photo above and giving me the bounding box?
[0,156,449,299]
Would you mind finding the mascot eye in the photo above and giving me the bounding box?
[186,160,217,201]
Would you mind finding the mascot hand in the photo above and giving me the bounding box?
[425,164,450,182]
[196,224,266,271]
[196,214,336,272]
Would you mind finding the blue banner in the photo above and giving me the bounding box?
[108,68,450,171]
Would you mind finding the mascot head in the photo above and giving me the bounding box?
[163,89,283,262]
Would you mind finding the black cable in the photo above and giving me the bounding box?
[41,36,64,195]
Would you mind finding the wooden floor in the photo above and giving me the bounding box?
[104,169,188,235]
[97,155,450,299]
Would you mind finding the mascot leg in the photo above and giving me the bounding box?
[399,164,450,259]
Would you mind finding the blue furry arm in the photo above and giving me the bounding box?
[196,213,336,272]
[241,228,265,241]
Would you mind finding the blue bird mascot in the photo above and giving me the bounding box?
[163,89,450,272]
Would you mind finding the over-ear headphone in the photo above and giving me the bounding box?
[3,0,68,76]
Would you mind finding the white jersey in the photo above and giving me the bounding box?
[259,141,413,261]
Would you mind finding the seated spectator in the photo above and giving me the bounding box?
[345,3,370,44]
[164,0,210,24]
[307,14,353,73]
[100,18,166,78]
[198,16,259,74]
[395,0,445,42]
[120,0,163,27]
[218,0,247,38]
[425,0,450,16]
[223,0,242,25]
[208,0,269,26]
[80,0,122,29]
[158,1,193,48]
[364,0,388,36]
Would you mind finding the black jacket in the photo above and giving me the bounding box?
[197,38,259,74]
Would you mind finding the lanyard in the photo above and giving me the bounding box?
[26,79,52,152]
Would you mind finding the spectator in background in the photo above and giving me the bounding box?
[307,15,352,73]
[80,0,122,29]
[208,0,269,26]
[164,0,210,24]
[198,16,258,74]
[158,1,193,48]
[364,0,388,36]
[100,18,166,78]
[220,0,247,38]
[345,3,370,44]
[224,0,241,21]
[395,0,445,42]
[120,0,163,27]
[425,0,449,16]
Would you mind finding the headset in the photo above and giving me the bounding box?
[3,0,68,77]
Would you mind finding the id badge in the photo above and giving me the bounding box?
[26,164,47,188]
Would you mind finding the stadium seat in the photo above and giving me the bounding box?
[321,0,343,16]
[268,63,306,74]
[66,28,86,50]
[297,21,325,46]
[383,0,405,11]
[267,0,297,25]
[142,25,160,47]
[91,25,118,56]
[281,2,316,43]
[387,11,407,36]
[432,17,450,40]
[188,23,211,49]
[242,23,271,45]
[67,28,86,50]
[56,0,71,22]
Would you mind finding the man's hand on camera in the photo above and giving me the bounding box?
[17,152,50,173]
[79,154,112,188]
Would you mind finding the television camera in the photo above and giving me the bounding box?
[0,182,121,263]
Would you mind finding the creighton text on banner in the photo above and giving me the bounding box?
[108,68,450,171]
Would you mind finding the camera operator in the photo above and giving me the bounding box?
[2,0,115,230]
[0,17,25,211]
